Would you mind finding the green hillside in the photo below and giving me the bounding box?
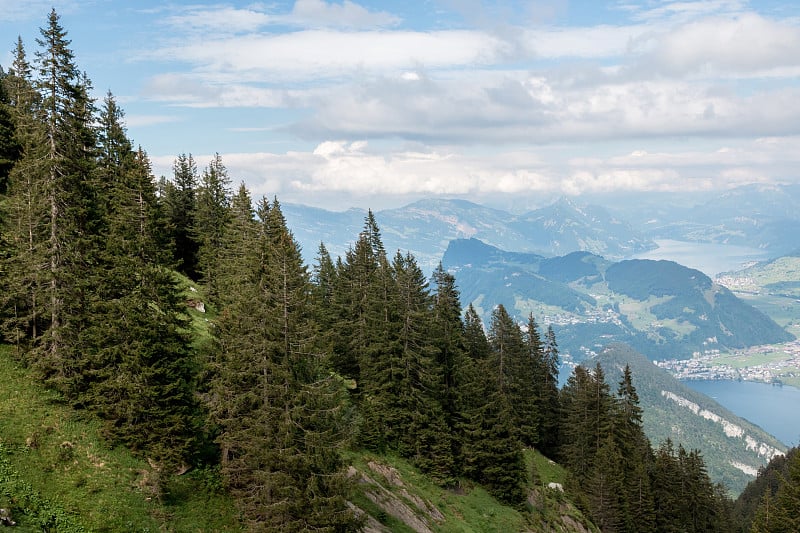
[595,344,786,495]
[0,344,598,532]
[443,239,793,361]
[717,254,800,337]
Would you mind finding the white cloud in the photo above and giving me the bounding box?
[150,135,800,208]
[288,0,401,29]
[0,0,78,22]
[161,6,273,34]
[149,29,508,83]
[642,13,800,75]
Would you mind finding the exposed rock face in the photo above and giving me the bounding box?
[347,461,446,533]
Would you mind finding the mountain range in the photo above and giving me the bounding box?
[285,183,800,272]
[441,238,793,362]
[283,196,656,270]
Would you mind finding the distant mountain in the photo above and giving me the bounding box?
[442,238,793,361]
[283,197,656,269]
[608,184,800,255]
[596,344,786,495]
[507,197,655,259]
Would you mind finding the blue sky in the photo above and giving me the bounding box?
[2,0,800,211]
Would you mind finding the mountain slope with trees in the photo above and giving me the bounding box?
[0,10,784,531]
[442,238,793,361]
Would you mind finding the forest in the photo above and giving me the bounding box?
[0,9,798,532]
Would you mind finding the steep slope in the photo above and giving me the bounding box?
[443,239,792,361]
[595,344,786,495]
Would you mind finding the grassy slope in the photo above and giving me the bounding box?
[0,275,599,532]
[0,344,240,532]
[347,450,597,533]
[0,344,599,532]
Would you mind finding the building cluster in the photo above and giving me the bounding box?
[655,340,800,384]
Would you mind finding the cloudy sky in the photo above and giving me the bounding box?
[2,0,800,211]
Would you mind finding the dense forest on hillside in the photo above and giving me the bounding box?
[1,10,798,532]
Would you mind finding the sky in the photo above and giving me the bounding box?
[2,0,800,211]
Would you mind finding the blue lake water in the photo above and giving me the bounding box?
[683,379,800,447]
[631,239,771,277]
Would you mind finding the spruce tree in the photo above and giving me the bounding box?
[86,98,199,469]
[457,306,527,505]
[18,9,101,393]
[194,153,231,301]
[614,364,655,533]
[488,304,539,446]
[209,193,358,531]
[751,448,800,532]
[0,37,46,349]
[162,153,199,277]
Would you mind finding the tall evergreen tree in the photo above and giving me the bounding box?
[0,38,44,348]
[487,304,539,446]
[7,9,102,393]
[193,153,231,301]
[613,364,655,533]
[430,264,466,429]
[87,96,198,469]
[456,306,527,505]
[209,193,358,531]
[162,153,198,277]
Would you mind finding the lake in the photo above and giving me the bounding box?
[631,239,771,277]
[684,379,800,447]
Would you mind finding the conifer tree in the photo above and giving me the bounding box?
[751,448,800,532]
[0,38,44,348]
[209,193,358,531]
[162,153,198,277]
[85,98,199,469]
[330,210,389,386]
[488,304,539,446]
[527,315,560,455]
[430,264,466,429]
[587,434,624,532]
[194,153,231,301]
[457,306,527,505]
[614,364,655,533]
[11,9,102,393]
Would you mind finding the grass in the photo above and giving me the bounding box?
[347,451,527,533]
[0,345,241,532]
[344,448,595,533]
[710,349,793,369]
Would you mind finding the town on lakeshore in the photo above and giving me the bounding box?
[656,340,800,386]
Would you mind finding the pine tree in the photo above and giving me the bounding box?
[14,9,101,393]
[330,210,389,387]
[613,364,655,533]
[431,264,464,419]
[488,304,539,446]
[85,98,199,470]
[194,153,231,301]
[209,193,358,531]
[0,37,46,349]
[456,306,527,505]
[162,153,198,277]
[751,448,800,532]
[587,434,624,532]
